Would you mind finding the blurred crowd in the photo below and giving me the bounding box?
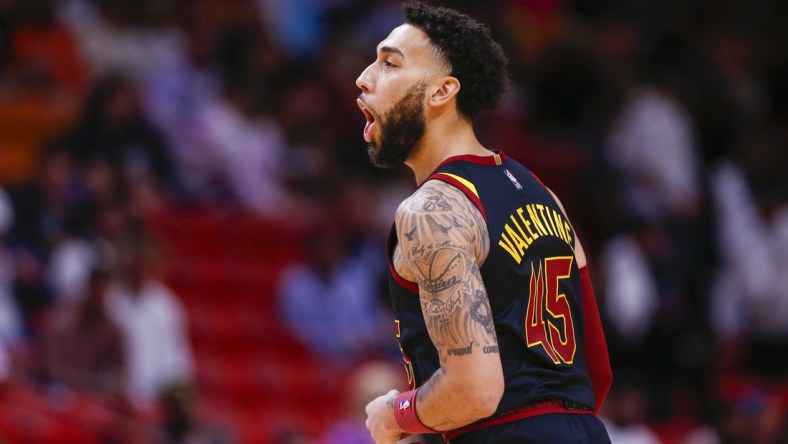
[0,0,786,443]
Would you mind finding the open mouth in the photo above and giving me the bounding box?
[357,98,377,143]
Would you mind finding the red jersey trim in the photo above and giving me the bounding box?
[431,151,507,175]
[443,399,592,442]
[389,263,419,294]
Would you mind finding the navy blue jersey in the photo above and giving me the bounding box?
[388,151,599,418]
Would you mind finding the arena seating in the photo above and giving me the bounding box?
[152,204,346,443]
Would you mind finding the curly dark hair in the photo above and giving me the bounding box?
[403,2,508,118]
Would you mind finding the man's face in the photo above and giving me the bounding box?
[356,24,445,168]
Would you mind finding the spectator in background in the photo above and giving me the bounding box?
[139,2,296,218]
[138,0,224,203]
[605,81,700,222]
[58,0,186,85]
[62,73,174,191]
[596,33,718,429]
[5,145,80,261]
[600,221,659,347]
[43,267,126,396]
[710,155,788,378]
[46,216,102,306]
[196,65,293,218]
[5,146,82,337]
[46,159,122,306]
[278,222,392,366]
[104,233,193,405]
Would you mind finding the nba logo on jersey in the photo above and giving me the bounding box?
[504,169,523,190]
[399,400,411,410]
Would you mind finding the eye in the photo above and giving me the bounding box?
[383,60,397,69]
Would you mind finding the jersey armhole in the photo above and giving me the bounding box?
[387,225,419,294]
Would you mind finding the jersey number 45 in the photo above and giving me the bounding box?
[525,256,577,365]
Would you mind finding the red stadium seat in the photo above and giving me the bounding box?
[149,204,351,441]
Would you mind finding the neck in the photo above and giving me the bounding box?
[405,115,491,185]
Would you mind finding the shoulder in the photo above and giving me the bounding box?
[398,180,457,214]
[395,179,490,264]
[396,179,484,232]
[398,178,489,218]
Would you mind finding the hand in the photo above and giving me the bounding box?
[365,389,407,444]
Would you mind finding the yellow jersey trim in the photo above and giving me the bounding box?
[440,173,479,198]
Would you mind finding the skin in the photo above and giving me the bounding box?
[357,24,587,444]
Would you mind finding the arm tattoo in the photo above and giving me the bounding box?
[396,181,497,362]
[418,367,444,401]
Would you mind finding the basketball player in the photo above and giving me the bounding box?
[356,3,612,443]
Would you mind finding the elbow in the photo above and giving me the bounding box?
[481,380,505,418]
[444,357,505,422]
[466,374,504,419]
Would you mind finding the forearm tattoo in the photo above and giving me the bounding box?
[396,181,498,361]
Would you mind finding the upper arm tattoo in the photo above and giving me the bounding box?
[396,181,498,359]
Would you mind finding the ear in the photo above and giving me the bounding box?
[428,76,460,108]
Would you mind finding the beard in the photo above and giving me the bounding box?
[367,82,427,169]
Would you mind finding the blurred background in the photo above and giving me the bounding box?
[0,0,786,442]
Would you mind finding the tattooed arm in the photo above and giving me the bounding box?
[399,180,504,429]
[364,180,503,442]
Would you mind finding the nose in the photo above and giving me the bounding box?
[356,63,373,93]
